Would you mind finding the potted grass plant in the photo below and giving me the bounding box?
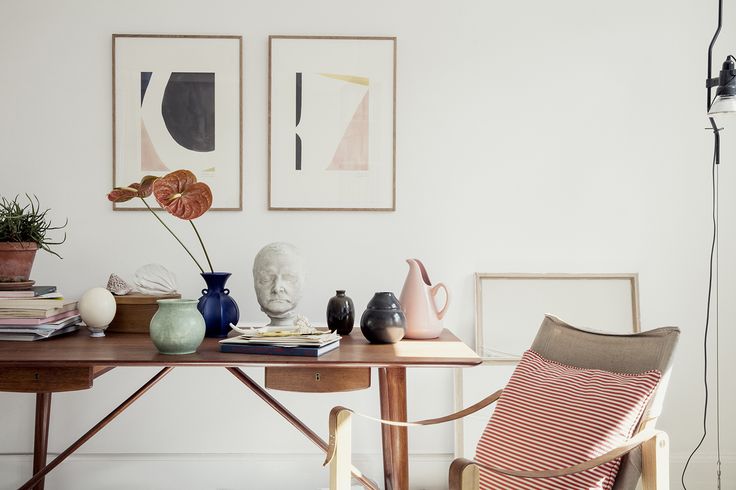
[0,195,67,283]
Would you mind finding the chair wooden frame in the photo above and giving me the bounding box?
[325,313,680,490]
[325,390,670,490]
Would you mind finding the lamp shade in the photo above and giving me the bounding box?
[709,94,736,116]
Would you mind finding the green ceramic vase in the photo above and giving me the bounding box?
[149,299,206,355]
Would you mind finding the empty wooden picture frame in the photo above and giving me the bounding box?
[268,35,396,211]
[474,273,641,363]
[112,34,243,210]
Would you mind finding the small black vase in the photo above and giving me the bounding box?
[327,290,355,335]
[360,292,406,344]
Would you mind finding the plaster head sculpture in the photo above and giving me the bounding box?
[253,242,305,326]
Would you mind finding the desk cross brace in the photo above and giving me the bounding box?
[17,367,382,490]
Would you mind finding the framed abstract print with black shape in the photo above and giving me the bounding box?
[269,36,396,211]
[113,34,243,210]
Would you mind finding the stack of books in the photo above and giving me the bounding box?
[0,286,81,341]
[219,328,340,357]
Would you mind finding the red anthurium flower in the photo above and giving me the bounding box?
[152,170,213,220]
[106,170,214,273]
[107,185,138,203]
[107,175,158,202]
[137,175,157,198]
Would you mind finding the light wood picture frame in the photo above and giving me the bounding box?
[474,273,641,363]
[268,35,396,211]
[112,34,243,211]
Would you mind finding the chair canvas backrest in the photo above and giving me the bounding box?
[529,314,680,490]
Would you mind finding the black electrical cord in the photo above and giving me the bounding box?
[681,132,719,489]
[688,1,727,486]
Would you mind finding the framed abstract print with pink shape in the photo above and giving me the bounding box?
[112,34,243,211]
[269,36,396,211]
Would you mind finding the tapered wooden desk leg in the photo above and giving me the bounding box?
[32,392,52,490]
[19,367,173,490]
[379,367,408,490]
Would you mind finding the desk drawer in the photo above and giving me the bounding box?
[0,367,94,392]
[265,367,371,393]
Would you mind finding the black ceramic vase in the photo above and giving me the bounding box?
[360,292,406,344]
[327,290,355,335]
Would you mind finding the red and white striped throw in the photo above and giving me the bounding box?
[475,350,661,489]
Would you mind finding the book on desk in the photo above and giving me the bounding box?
[0,314,81,341]
[0,298,78,319]
[0,291,81,340]
[219,328,340,357]
[0,285,58,299]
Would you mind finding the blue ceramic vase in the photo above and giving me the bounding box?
[149,299,206,355]
[197,272,240,338]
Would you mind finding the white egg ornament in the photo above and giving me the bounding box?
[79,287,117,337]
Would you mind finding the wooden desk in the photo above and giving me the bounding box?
[0,328,480,490]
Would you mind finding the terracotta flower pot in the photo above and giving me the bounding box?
[0,242,39,282]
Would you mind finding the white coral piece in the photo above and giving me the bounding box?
[293,315,318,334]
[106,273,133,295]
[134,264,177,295]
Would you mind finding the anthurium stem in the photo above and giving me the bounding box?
[139,198,205,273]
[189,220,214,273]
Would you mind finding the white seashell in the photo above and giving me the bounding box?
[106,273,133,295]
[230,324,256,336]
[133,264,177,295]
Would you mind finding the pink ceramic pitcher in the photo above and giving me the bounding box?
[399,259,450,339]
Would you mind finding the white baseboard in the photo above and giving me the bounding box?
[0,452,452,490]
[2,452,731,489]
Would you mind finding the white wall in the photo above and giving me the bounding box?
[0,0,732,488]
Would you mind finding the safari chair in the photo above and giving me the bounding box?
[325,314,680,489]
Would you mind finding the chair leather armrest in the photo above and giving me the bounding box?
[324,389,503,466]
[449,458,480,490]
[473,428,663,479]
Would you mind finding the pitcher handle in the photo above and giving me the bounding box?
[430,283,450,320]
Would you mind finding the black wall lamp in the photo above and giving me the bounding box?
[707,0,736,117]
[683,0,732,488]
[707,56,736,117]
[706,0,736,166]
